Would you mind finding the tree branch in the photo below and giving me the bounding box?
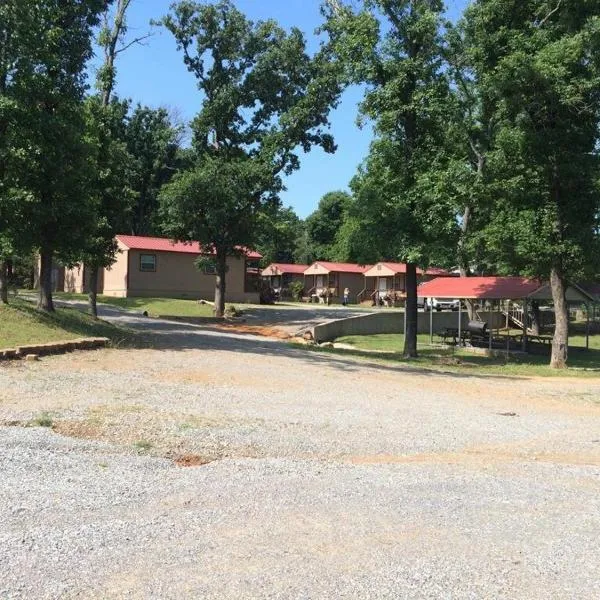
[537,0,562,27]
[115,32,154,54]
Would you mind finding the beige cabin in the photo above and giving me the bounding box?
[261,263,308,297]
[303,261,371,303]
[57,235,261,303]
[362,262,449,305]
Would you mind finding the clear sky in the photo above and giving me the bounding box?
[95,0,469,218]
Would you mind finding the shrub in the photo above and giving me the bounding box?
[288,280,305,302]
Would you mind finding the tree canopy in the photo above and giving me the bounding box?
[159,0,342,316]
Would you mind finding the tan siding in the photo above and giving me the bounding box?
[64,265,85,293]
[307,263,330,276]
[102,251,129,297]
[123,250,257,302]
[337,273,366,302]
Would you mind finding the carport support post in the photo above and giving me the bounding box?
[522,298,528,353]
[429,302,433,345]
[458,300,462,348]
[586,303,590,350]
[488,303,493,352]
[505,300,510,359]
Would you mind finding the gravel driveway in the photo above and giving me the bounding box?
[1,309,600,599]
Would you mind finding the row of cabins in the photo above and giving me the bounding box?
[43,234,449,306]
[262,262,449,305]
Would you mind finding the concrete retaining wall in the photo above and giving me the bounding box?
[312,310,505,343]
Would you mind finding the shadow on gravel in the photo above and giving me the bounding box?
[48,298,538,381]
[113,317,530,381]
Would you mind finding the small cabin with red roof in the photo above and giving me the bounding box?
[303,261,372,303]
[361,262,449,305]
[63,235,261,303]
[261,263,308,297]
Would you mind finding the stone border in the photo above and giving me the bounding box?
[0,337,109,361]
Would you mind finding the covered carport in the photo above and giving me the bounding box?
[417,276,595,353]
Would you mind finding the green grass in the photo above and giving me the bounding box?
[55,292,216,318]
[133,439,153,453]
[327,332,600,377]
[0,299,134,349]
[31,413,53,428]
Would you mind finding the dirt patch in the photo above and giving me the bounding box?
[216,323,292,339]
[172,453,214,467]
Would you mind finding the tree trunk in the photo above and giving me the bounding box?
[530,300,541,336]
[37,248,55,312]
[88,264,99,319]
[458,204,475,318]
[0,259,8,304]
[549,266,568,369]
[214,251,227,318]
[403,263,418,358]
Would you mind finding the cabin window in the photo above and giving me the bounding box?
[201,263,217,275]
[139,254,156,272]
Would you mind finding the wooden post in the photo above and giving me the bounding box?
[488,302,493,353]
[586,302,590,350]
[458,300,462,348]
[522,298,528,353]
[505,300,510,359]
[429,301,433,345]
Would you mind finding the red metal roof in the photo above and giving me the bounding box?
[417,276,542,300]
[116,235,262,259]
[375,262,449,276]
[304,261,372,274]
[261,263,309,276]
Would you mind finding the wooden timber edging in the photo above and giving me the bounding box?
[0,337,110,361]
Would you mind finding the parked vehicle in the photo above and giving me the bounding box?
[419,297,461,311]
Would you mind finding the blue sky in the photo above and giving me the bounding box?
[93,0,469,218]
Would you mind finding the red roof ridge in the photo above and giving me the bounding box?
[305,261,373,274]
[115,234,262,259]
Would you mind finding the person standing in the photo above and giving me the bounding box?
[343,287,350,306]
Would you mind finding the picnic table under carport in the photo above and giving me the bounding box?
[417,276,595,353]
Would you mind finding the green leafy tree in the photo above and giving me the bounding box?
[159,0,342,316]
[324,0,457,357]
[126,105,183,235]
[465,0,600,368]
[0,2,39,303]
[255,206,305,266]
[78,96,134,317]
[79,0,138,318]
[8,1,107,311]
[305,190,351,261]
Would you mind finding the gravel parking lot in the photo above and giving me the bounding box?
[2,309,600,599]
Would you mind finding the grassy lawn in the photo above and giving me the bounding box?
[0,300,134,349]
[55,292,215,318]
[330,332,600,377]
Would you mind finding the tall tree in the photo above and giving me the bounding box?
[78,96,133,317]
[466,0,600,368]
[159,0,342,316]
[0,0,19,304]
[126,105,183,235]
[305,190,352,260]
[0,2,39,303]
[324,0,455,357]
[255,205,305,266]
[10,1,107,311]
[81,0,137,318]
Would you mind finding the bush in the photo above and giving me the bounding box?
[288,280,305,302]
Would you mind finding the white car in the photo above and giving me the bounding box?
[425,297,460,311]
